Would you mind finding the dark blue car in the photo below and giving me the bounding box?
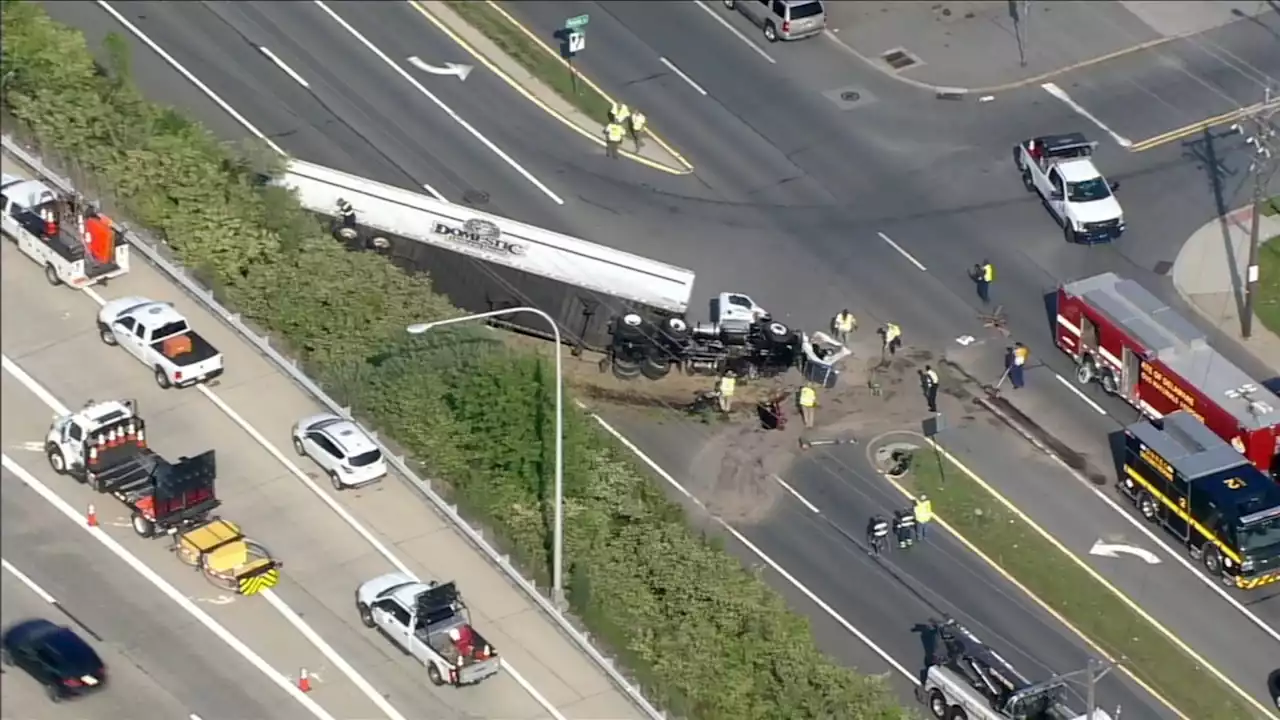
[1,619,106,702]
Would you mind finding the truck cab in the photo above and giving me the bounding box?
[356,573,500,687]
[1,175,129,287]
[1123,412,1280,589]
[1015,133,1123,244]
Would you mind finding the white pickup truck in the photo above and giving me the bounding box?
[97,297,224,389]
[1013,132,1124,244]
[1,174,130,287]
[356,574,500,687]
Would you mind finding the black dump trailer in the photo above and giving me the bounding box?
[276,161,695,353]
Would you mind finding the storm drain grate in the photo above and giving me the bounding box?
[881,48,920,71]
[822,85,877,111]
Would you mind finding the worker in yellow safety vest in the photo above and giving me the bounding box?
[832,309,857,345]
[913,494,933,539]
[717,371,736,413]
[1011,342,1029,389]
[610,102,631,126]
[972,259,995,305]
[604,122,626,159]
[798,384,817,428]
[881,322,902,357]
[628,111,647,151]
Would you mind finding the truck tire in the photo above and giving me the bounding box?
[641,351,672,380]
[1099,368,1120,395]
[131,511,155,539]
[427,663,446,686]
[154,367,172,389]
[612,357,642,381]
[1201,546,1228,582]
[927,689,949,719]
[723,0,735,8]
[1021,170,1035,193]
[948,709,968,720]
[1063,223,1077,244]
[46,445,68,475]
[1136,491,1158,522]
[44,264,60,286]
[357,602,375,628]
[614,313,646,342]
[98,323,118,346]
[1074,356,1096,385]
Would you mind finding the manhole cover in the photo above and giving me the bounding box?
[822,85,877,111]
[881,48,920,71]
[462,189,490,205]
[841,90,861,102]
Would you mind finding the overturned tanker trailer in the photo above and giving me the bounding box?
[275,160,695,351]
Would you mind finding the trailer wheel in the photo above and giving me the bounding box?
[927,690,948,719]
[641,355,672,380]
[427,663,446,686]
[1136,492,1158,521]
[357,602,375,628]
[723,0,735,9]
[154,367,172,389]
[131,512,155,538]
[46,445,68,475]
[1099,369,1119,395]
[1074,357,1096,385]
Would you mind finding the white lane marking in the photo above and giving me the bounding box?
[257,46,312,89]
[1041,83,1133,148]
[60,227,567,720]
[876,232,927,272]
[15,441,45,452]
[772,475,819,514]
[2,557,58,604]
[0,454,337,720]
[691,0,777,64]
[260,590,409,720]
[311,0,566,206]
[658,57,708,97]
[422,184,446,201]
[96,1,285,155]
[1,353,408,720]
[586,413,918,684]
[1089,540,1161,565]
[1052,372,1108,415]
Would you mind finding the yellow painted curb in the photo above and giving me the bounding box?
[408,0,694,176]
[869,432,1277,720]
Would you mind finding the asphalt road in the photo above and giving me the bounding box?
[1,481,295,720]
[0,159,641,718]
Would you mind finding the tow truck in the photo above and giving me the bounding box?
[923,618,1113,720]
[1122,411,1280,589]
[45,399,281,595]
[1,174,130,287]
[1013,132,1124,244]
[608,292,800,381]
[356,573,501,687]
[1056,272,1280,474]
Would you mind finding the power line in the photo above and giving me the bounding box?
[1233,86,1279,339]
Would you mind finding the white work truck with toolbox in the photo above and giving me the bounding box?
[356,573,500,687]
[1,174,130,287]
[97,297,224,389]
[1013,132,1124,244]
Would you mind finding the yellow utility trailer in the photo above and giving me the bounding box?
[173,519,281,596]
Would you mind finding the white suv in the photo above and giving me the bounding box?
[291,413,387,490]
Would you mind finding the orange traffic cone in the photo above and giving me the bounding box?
[297,668,311,693]
[86,504,98,528]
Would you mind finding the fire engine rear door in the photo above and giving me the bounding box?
[1121,346,1141,399]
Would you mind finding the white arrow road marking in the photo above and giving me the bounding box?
[1089,540,1161,565]
[14,441,45,452]
[191,595,236,606]
[406,55,473,82]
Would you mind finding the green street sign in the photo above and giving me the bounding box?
[566,14,589,29]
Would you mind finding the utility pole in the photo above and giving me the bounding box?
[1238,86,1279,339]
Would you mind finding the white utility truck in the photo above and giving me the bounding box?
[1,174,130,287]
[1013,133,1124,244]
[356,573,501,687]
[97,297,224,389]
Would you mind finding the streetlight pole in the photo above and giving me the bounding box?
[407,307,566,609]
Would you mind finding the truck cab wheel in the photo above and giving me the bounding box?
[1137,492,1158,521]
[1074,357,1096,385]
[427,663,446,686]
[47,446,68,475]
[131,512,155,538]
[927,690,948,719]
[1099,369,1119,395]
[1021,170,1035,192]
[357,602,375,628]
[948,708,968,720]
[98,324,118,346]
[1201,546,1224,576]
[154,367,172,389]
[44,264,61,286]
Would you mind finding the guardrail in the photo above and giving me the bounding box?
[2,134,667,720]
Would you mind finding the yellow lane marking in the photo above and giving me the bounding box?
[407,0,694,175]
[1129,98,1280,152]
[873,434,1277,720]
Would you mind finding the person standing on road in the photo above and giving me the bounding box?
[604,122,625,159]
[799,383,817,428]
[833,309,858,346]
[610,101,631,126]
[881,322,903,358]
[1011,342,1029,389]
[628,110,647,152]
[913,494,933,540]
[922,365,940,413]
[867,514,890,556]
[717,371,736,413]
[972,259,994,305]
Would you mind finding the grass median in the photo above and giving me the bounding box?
[1257,234,1280,337]
[900,445,1255,720]
[443,0,614,124]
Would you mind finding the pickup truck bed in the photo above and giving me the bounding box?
[151,331,219,367]
[421,625,500,685]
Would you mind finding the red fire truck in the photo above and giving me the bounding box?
[1055,272,1279,475]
